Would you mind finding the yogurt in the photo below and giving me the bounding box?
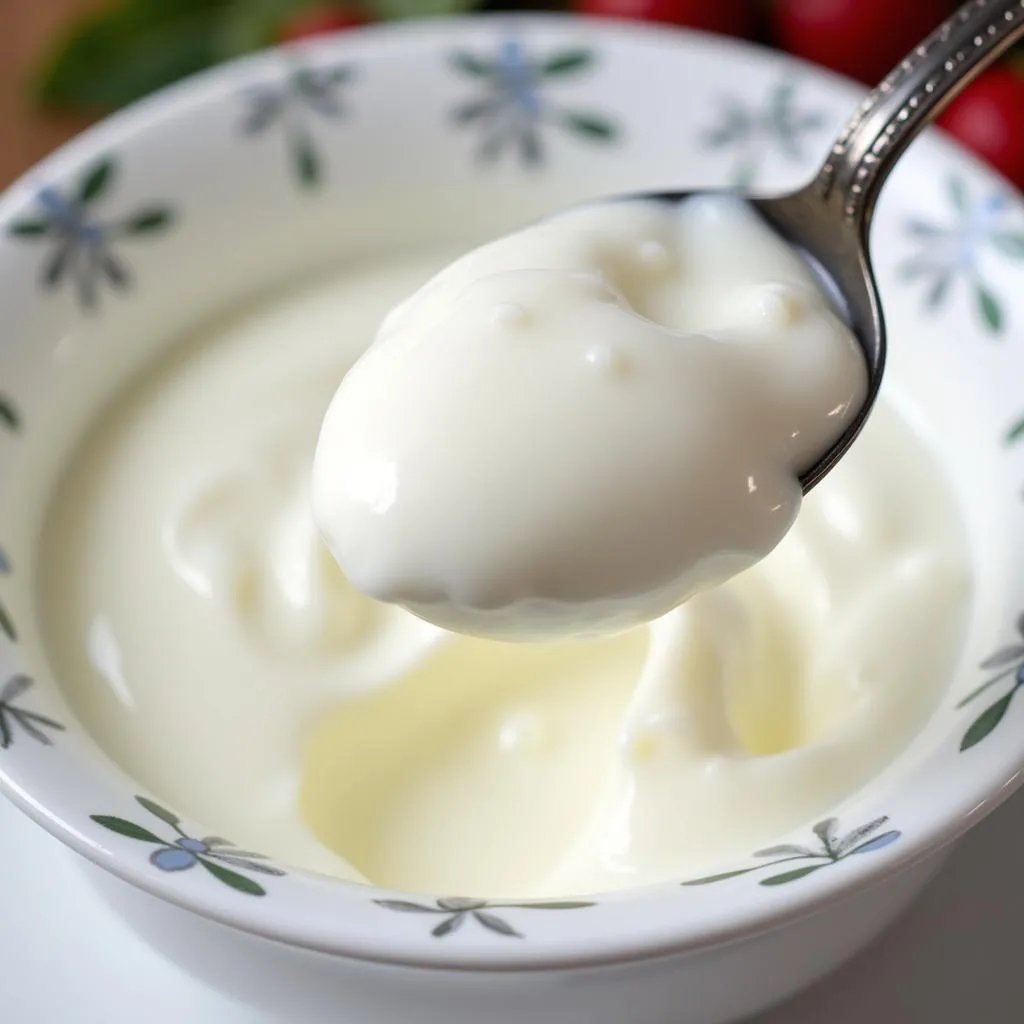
[312,196,868,641]
[39,249,970,899]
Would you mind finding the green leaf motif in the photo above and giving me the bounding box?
[976,282,1003,333]
[991,232,1024,259]
[948,176,968,212]
[0,675,30,704]
[542,50,593,77]
[8,220,51,238]
[121,207,173,234]
[449,51,493,77]
[292,132,321,189]
[136,795,181,829]
[0,604,15,642]
[91,814,164,844]
[559,111,617,142]
[961,692,1015,751]
[1005,416,1024,445]
[199,857,266,896]
[754,844,815,858]
[373,899,437,913]
[437,896,485,912]
[681,867,755,886]
[732,156,758,191]
[926,272,951,310]
[77,158,116,206]
[760,864,827,886]
[979,643,1024,668]
[904,218,944,238]
[812,817,838,850]
[474,910,522,938]
[432,913,464,938]
[514,901,596,910]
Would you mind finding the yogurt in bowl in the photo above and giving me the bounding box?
[1,17,1023,1024]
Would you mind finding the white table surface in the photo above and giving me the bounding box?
[3,787,1020,1023]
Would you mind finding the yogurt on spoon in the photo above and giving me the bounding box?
[312,195,867,641]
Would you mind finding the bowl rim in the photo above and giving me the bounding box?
[3,12,1024,971]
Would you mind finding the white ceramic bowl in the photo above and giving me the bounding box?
[3,16,1024,1024]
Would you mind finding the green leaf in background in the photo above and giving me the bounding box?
[35,0,484,113]
[369,0,479,19]
[36,1,226,113]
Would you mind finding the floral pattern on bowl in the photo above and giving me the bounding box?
[240,59,357,189]
[0,18,1021,971]
[958,613,1024,751]
[681,817,901,888]
[374,896,596,939]
[449,37,618,166]
[91,796,285,897]
[7,155,174,312]
[699,77,828,188]
[898,175,1024,334]
[0,676,64,750]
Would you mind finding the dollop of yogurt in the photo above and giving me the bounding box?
[38,253,969,900]
[312,196,867,640]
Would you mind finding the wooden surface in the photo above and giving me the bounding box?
[0,0,107,187]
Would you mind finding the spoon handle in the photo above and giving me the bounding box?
[814,0,1024,233]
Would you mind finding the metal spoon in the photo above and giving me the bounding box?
[642,0,1024,492]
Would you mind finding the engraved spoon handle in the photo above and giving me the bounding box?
[814,0,1024,235]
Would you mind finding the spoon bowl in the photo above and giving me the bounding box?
[634,0,1024,491]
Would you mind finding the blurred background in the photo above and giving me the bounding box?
[4,0,1024,191]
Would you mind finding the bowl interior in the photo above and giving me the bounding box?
[2,16,1024,968]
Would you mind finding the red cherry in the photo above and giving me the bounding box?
[574,0,756,38]
[772,0,953,84]
[938,67,1024,189]
[276,5,366,43]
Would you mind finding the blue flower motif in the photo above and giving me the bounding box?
[7,156,174,312]
[92,796,285,897]
[240,61,356,188]
[898,177,1024,334]
[682,816,901,887]
[449,39,617,167]
[699,79,828,188]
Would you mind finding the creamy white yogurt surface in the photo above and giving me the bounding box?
[313,196,868,640]
[40,248,969,899]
